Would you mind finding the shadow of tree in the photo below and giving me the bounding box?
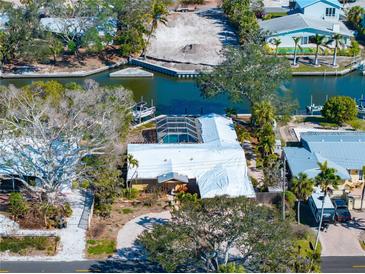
[88,255,164,273]
[339,217,365,231]
[136,216,169,229]
[196,8,239,46]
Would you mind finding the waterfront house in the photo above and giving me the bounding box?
[259,0,353,48]
[291,0,342,21]
[284,131,365,209]
[127,114,255,199]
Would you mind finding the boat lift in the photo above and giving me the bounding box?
[132,97,156,124]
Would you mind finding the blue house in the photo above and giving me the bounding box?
[292,0,342,21]
[260,0,353,48]
[284,132,365,209]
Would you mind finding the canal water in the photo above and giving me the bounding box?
[1,67,364,114]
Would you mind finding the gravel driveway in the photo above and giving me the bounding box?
[319,210,365,256]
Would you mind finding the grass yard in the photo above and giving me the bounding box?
[301,116,339,128]
[0,236,60,256]
[348,119,365,131]
[87,239,116,256]
[292,63,347,73]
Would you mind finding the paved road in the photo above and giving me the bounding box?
[0,258,163,273]
[322,256,365,273]
[2,256,365,273]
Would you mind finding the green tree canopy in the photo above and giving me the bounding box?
[321,96,358,125]
[138,196,315,273]
[197,44,291,107]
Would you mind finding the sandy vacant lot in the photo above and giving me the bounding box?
[146,8,238,66]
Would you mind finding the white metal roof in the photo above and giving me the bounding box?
[311,187,334,209]
[127,114,255,199]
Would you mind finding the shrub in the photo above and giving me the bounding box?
[219,262,246,273]
[8,192,29,220]
[285,191,297,209]
[121,208,133,214]
[0,236,59,255]
[321,96,358,125]
[63,202,73,217]
[349,40,361,56]
[121,188,139,200]
[80,181,90,189]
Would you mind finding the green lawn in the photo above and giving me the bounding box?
[292,64,347,73]
[0,236,59,256]
[348,119,365,131]
[87,239,116,256]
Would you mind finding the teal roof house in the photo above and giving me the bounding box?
[284,132,365,181]
[260,0,353,48]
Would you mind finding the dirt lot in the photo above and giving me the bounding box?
[2,48,126,74]
[146,8,238,66]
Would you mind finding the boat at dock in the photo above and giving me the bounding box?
[358,99,365,118]
[132,100,156,122]
[306,95,324,114]
[306,104,323,113]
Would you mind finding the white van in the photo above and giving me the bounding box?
[308,191,335,223]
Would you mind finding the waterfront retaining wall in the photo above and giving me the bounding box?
[130,58,199,78]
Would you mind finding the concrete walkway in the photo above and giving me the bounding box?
[1,190,89,261]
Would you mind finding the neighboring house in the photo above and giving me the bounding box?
[291,0,343,21]
[40,17,117,38]
[127,114,255,199]
[284,131,365,209]
[259,0,353,48]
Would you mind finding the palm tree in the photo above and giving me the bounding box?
[271,38,282,57]
[326,34,343,67]
[127,154,139,189]
[256,122,276,157]
[251,100,276,127]
[292,36,302,66]
[361,165,365,210]
[292,173,315,224]
[142,0,169,59]
[347,6,365,27]
[314,161,341,250]
[313,34,326,66]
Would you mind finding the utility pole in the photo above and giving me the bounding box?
[282,159,286,221]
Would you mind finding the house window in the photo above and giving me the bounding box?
[325,8,336,17]
[301,36,308,45]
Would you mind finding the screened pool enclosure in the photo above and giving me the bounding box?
[156,116,202,144]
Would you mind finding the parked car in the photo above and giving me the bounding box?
[332,199,352,222]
